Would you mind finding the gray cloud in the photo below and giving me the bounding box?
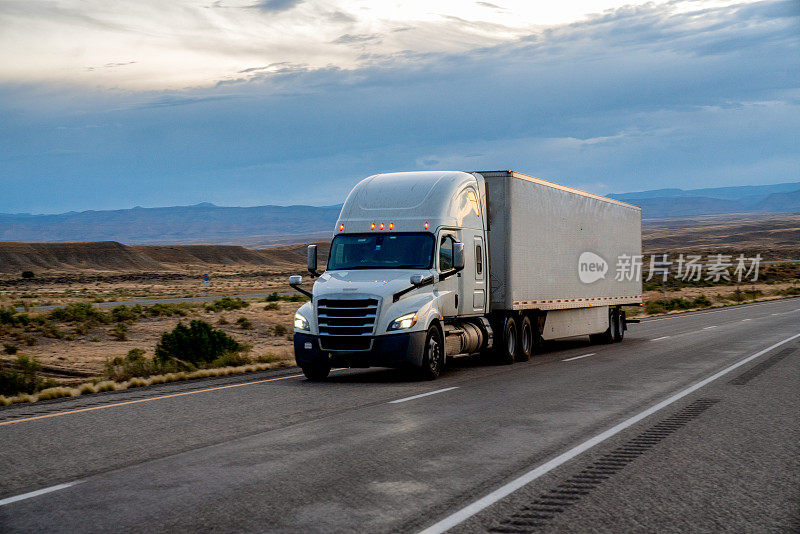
[332,33,383,45]
[251,0,302,12]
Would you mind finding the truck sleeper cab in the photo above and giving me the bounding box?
[290,170,642,380]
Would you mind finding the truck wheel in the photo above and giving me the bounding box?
[518,315,534,362]
[418,326,444,380]
[613,309,625,342]
[497,316,518,365]
[301,363,331,381]
[589,310,614,344]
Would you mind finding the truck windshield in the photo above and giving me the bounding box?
[327,233,435,270]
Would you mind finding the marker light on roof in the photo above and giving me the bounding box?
[424,221,429,229]
[379,223,385,230]
[339,224,344,231]
[389,222,394,230]
[370,223,375,230]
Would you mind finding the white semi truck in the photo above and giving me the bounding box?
[290,170,642,380]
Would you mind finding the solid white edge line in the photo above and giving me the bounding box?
[651,336,670,341]
[562,353,595,362]
[742,319,752,321]
[389,387,459,404]
[0,481,83,507]
[417,332,800,534]
[703,326,718,330]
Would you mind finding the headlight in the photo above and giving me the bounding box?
[294,312,309,331]
[388,312,418,331]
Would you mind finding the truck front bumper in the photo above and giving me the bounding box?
[293,332,427,369]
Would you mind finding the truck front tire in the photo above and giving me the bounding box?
[301,363,331,381]
[418,326,444,380]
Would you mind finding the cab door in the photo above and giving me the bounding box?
[436,231,459,317]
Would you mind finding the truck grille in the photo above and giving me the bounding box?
[317,298,379,337]
[319,336,372,352]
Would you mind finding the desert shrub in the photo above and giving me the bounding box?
[109,322,129,341]
[104,348,160,381]
[112,304,144,323]
[37,321,65,339]
[263,302,279,311]
[644,301,666,315]
[217,316,229,325]
[154,320,243,366]
[3,343,19,355]
[236,317,253,330]
[265,292,307,303]
[49,302,111,325]
[270,324,288,336]
[256,353,284,364]
[16,333,37,346]
[89,336,100,342]
[779,286,800,296]
[21,271,35,279]
[0,307,29,326]
[210,351,252,367]
[145,303,191,317]
[204,297,249,312]
[692,295,712,308]
[0,355,42,396]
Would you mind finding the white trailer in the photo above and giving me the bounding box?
[290,170,642,380]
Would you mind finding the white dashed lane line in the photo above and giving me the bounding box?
[652,336,670,341]
[562,353,596,362]
[389,387,459,404]
[0,481,84,507]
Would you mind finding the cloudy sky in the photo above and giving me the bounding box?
[1,0,798,213]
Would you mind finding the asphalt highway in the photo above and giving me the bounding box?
[1,298,798,533]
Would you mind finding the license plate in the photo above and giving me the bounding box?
[304,342,312,350]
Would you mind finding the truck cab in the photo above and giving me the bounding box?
[290,171,489,380]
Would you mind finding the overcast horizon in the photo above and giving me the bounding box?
[2,0,799,214]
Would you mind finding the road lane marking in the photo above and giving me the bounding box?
[742,319,752,321]
[0,481,83,507]
[651,336,670,341]
[703,326,718,330]
[641,299,799,322]
[389,387,459,404]
[771,313,780,316]
[417,332,800,534]
[0,373,309,427]
[562,353,595,362]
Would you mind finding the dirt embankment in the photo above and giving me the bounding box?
[0,241,331,275]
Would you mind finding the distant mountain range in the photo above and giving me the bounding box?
[1,182,798,245]
[0,203,341,246]
[609,182,800,218]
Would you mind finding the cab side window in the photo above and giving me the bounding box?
[439,235,454,271]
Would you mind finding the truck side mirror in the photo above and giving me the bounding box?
[289,275,303,285]
[453,242,465,270]
[307,245,318,275]
[410,274,424,285]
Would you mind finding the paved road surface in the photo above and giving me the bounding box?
[1,298,798,533]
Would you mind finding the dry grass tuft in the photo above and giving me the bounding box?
[79,383,97,395]
[95,381,117,392]
[36,387,75,400]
